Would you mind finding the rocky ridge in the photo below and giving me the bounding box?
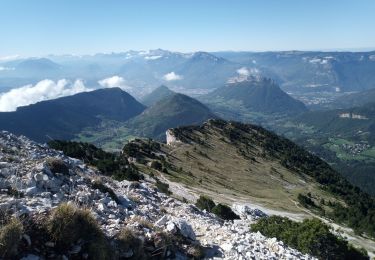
[0,131,315,259]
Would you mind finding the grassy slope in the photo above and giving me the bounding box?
[126,120,338,214]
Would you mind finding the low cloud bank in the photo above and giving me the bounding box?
[0,79,92,112]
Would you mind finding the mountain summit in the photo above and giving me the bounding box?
[141,85,175,106]
[204,78,307,115]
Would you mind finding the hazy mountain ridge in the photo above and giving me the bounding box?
[140,85,175,106]
[201,77,308,115]
[76,93,218,148]
[0,88,145,142]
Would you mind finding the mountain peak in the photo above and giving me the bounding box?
[190,51,227,63]
[141,85,175,106]
[205,79,307,115]
[125,93,217,140]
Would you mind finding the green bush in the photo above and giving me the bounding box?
[0,218,23,258]
[211,204,240,221]
[156,180,171,195]
[195,196,215,212]
[251,216,368,260]
[48,140,143,181]
[298,194,317,208]
[150,160,163,171]
[91,179,120,204]
[195,196,239,221]
[112,165,143,182]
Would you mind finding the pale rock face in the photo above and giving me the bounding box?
[232,203,268,220]
[174,219,196,240]
[166,129,181,145]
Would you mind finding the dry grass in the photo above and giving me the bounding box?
[154,127,338,214]
[116,227,145,259]
[126,216,154,229]
[47,203,111,258]
[0,218,23,258]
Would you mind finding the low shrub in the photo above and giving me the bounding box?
[150,161,163,171]
[156,180,171,195]
[48,140,143,181]
[251,216,368,260]
[211,204,240,221]
[195,196,215,212]
[0,218,23,258]
[46,158,69,175]
[91,179,120,204]
[6,187,24,198]
[298,194,317,208]
[48,203,111,258]
[195,196,239,221]
[187,244,205,259]
[116,227,144,259]
[112,165,143,182]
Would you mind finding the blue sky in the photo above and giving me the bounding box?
[0,0,374,56]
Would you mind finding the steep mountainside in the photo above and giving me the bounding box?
[327,88,375,109]
[297,102,375,144]
[141,85,175,106]
[282,102,375,196]
[0,88,145,142]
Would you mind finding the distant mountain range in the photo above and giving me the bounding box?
[2,49,375,96]
[0,88,145,142]
[213,51,375,93]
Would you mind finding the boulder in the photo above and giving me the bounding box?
[174,219,196,240]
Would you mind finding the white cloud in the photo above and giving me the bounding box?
[237,67,250,76]
[0,79,92,112]
[0,55,20,62]
[98,76,132,91]
[163,72,183,81]
[0,66,14,71]
[227,67,261,83]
